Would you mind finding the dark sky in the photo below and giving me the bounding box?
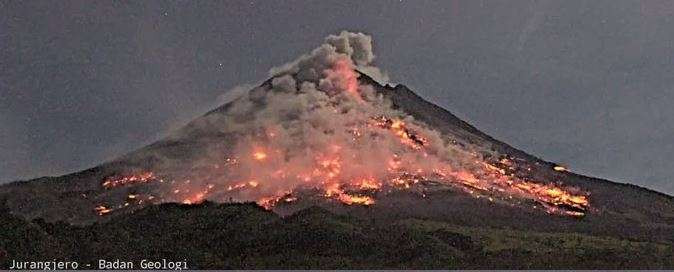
[1,0,673,195]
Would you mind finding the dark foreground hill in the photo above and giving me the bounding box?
[1,201,672,269]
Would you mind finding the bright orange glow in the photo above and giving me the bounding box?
[338,194,375,205]
[553,165,567,172]
[257,196,280,210]
[358,178,381,190]
[102,172,156,188]
[329,58,359,96]
[253,151,268,161]
[182,192,206,205]
[94,205,112,216]
[372,116,428,149]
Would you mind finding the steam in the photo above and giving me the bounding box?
[270,31,389,85]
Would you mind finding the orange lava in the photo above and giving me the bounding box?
[97,52,590,218]
[94,205,112,216]
[253,151,268,161]
[155,112,589,216]
[102,172,156,188]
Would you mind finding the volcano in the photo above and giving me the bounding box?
[1,31,673,269]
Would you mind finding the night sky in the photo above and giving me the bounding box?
[1,0,673,195]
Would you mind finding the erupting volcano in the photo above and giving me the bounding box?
[80,31,589,220]
[2,30,673,270]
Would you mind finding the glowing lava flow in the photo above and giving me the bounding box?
[209,114,589,216]
[102,172,157,188]
[553,165,568,172]
[324,57,360,97]
[372,116,429,149]
[94,102,589,217]
[253,151,268,161]
[92,41,590,218]
[94,205,112,216]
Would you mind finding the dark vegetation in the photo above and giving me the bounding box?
[1,201,672,269]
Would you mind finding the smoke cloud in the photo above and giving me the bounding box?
[270,31,389,85]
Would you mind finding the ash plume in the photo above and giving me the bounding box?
[270,31,389,85]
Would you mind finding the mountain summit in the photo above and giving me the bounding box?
[1,32,673,268]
